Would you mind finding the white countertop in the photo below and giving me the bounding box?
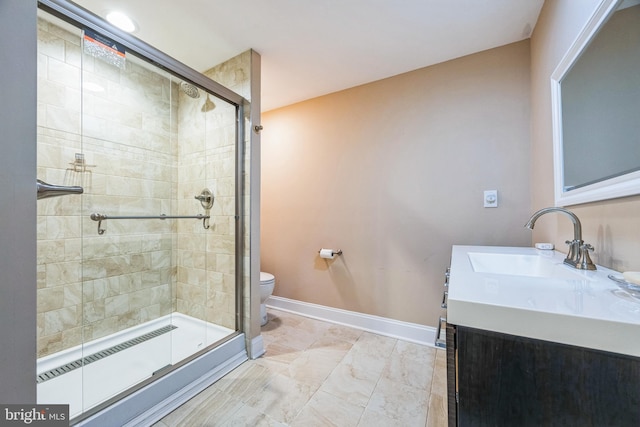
[447,245,640,357]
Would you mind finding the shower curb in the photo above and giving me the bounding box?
[77,334,247,427]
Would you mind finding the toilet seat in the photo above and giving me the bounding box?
[259,272,275,327]
[260,272,275,285]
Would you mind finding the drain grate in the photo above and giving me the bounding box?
[37,325,177,383]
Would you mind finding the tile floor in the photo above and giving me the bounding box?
[154,309,448,426]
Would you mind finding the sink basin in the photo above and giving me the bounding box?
[467,252,590,280]
[449,246,640,358]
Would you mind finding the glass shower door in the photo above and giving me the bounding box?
[77,43,178,413]
[176,85,239,355]
[36,10,89,418]
[36,8,240,420]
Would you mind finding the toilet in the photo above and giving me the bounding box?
[259,272,275,326]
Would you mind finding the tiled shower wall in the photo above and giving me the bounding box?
[175,50,253,332]
[36,17,246,358]
[175,86,237,328]
[203,51,254,337]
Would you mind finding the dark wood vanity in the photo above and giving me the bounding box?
[445,323,640,426]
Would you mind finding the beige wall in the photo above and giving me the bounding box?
[531,0,640,272]
[261,41,532,326]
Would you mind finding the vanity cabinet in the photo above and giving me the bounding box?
[446,323,640,427]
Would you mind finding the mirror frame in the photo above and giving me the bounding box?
[551,0,640,206]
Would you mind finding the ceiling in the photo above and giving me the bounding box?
[72,0,545,111]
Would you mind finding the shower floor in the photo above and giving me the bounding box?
[37,313,234,419]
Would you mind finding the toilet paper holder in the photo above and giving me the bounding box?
[318,248,342,258]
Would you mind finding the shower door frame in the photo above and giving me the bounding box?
[37,0,249,424]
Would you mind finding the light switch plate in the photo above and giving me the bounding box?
[484,190,498,208]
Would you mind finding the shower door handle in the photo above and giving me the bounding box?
[37,179,83,200]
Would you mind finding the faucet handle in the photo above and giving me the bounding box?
[581,243,594,252]
[564,239,581,266]
[194,188,214,209]
[578,243,597,270]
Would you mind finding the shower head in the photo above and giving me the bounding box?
[180,81,200,99]
[201,94,216,113]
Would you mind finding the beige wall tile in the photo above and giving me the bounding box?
[37,287,64,313]
[44,306,81,335]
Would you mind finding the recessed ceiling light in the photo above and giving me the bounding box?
[106,11,137,33]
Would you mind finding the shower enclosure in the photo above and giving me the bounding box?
[35,2,252,423]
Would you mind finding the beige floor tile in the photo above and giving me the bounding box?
[218,404,287,427]
[284,347,345,387]
[395,339,438,362]
[157,388,244,426]
[324,323,364,344]
[265,310,305,328]
[319,334,392,408]
[341,346,389,380]
[290,390,365,427]
[308,334,355,354]
[363,377,430,426]
[426,349,448,427]
[213,361,274,402]
[382,341,437,391]
[430,349,447,397]
[264,322,324,351]
[244,371,319,424]
[426,393,448,427]
[158,310,447,426]
[350,331,397,356]
[357,409,412,427]
[253,342,303,375]
[319,361,378,408]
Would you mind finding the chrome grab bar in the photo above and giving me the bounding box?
[90,213,210,235]
[90,213,210,221]
[37,179,83,200]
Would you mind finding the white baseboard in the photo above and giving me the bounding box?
[266,296,437,347]
[250,334,266,359]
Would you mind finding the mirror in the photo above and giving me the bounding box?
[551,0,640,206]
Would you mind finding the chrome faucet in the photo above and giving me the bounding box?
[525,207,596,270]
